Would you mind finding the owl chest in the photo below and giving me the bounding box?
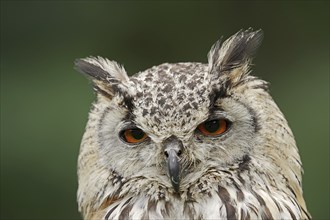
[103,194,224,219]
[101,186,301,220]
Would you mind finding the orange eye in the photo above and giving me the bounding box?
[197,119,229,136]
[121,128,148,144]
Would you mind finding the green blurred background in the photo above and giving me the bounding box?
[1,1,329,219]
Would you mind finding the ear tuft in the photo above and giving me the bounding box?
[208,28,263,73]
[74,56,129,83]
[74,56,135,98]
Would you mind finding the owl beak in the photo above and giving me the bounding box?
[164,136,183,193]
[166,149,181,192]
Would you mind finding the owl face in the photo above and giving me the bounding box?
[76,29,265,192]
[87,63,261,196]
[75,29,310,219]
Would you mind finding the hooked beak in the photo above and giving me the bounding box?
[167,149,180,192]
[164,136,183,193]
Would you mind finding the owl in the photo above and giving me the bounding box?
[75,29,311,219]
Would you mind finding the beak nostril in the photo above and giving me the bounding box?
[164,149,182,158]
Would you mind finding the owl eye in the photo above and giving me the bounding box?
[197,119,229,136]
[121,128,148,144]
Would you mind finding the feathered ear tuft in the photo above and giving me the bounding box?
[74,56,134,99]
[208,28,263,74]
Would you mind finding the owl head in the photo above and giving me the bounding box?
[75,29,308,219]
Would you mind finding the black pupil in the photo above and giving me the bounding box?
[204,120,220,133]
[130,129,145,140]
